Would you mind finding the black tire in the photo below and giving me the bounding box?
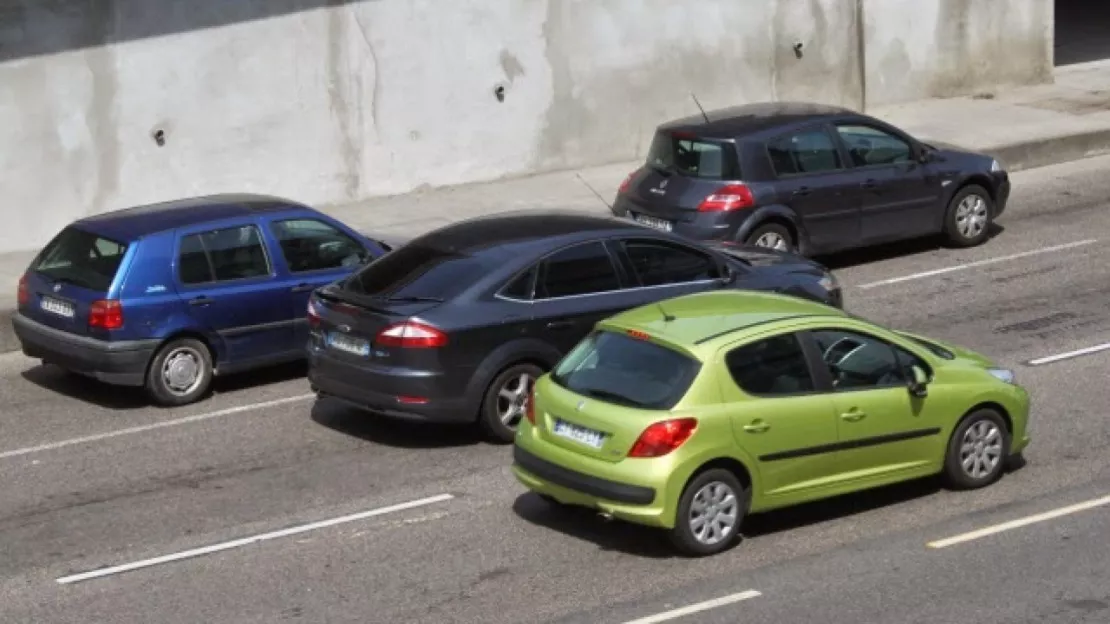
[144,337,214,407]
[478,362,544,444]
[943,184,994,248]
[668,468,749,557]
[942,408,1011,490]
[743,222,796,253]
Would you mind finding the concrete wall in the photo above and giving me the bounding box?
[0,0,1048,255]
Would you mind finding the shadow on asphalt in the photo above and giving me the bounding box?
[310,397,485,449]
[816,225,1005,271]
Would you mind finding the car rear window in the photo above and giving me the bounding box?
[551,330,701,410]
[32,226,129,292]
[342,243,496,301]
[646,132,741,180]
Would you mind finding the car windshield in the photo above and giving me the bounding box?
[550,330,701,410]
[32,226,129,292]
[341,242,497,302]
[898,332,956,360]
[646,132,741,180]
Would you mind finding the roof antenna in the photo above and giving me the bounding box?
[690,93,710,124]
[575,172,613,211]
[657,302,676,322]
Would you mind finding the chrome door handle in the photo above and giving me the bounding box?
[840,411,866,422]
[743,421,770,433]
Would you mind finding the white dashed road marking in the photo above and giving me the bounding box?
[927,493,1110,549]
[1026,342,1110,366]
[621,590,763,624]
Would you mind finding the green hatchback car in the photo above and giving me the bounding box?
[511,290,1031,556]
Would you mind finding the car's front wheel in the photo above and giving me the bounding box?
[943,408,1011,490]
[668,469,749,557]
[943,184,994,247]
[478,362,543,444]
[145,337,214,407]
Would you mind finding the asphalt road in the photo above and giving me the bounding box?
[4,155,1110,623]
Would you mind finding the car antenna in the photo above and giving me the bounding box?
[690,93,711,124]
[575,172,613,211]
[657,302,676,322]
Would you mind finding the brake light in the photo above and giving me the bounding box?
[618,172,635,194]
[375,320,448,348]
[628,418,698,458]
[697,184,755,212]
[88,299,124,330]
[627,329,651,341]
[307,298,321,328]
[524,386,536,425]
[17,274,29,306]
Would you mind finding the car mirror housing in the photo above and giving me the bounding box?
[908,365,929,398]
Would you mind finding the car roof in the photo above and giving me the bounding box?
[656,101,858,140]
[73,193,310,242]
[598,290,847,355]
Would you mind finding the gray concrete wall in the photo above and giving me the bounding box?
[0,0,1047,256]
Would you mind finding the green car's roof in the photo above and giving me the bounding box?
[597,290,846,354]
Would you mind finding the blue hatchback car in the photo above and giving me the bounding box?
[13,194,390,406]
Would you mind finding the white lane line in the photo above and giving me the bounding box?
[927,493,1110,549]
[1026,342,1110,366]
[855,239,1098,289]
[621,590,763,624]
[0,394,314,461]
[56,493,454,584]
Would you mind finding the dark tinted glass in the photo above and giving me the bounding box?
[537,242,620,298]
[551,331,701,410]
[646,133,741,180]
[501,266,537,300]
[178,233,214,285]
[810,329,926,390]
[836,124,912,166]
[33,227,129,292]
[767,129,843,175]
[344,243,496,301]
[623,240,720,286]
[726,333,815,396]
[270,218,367,273]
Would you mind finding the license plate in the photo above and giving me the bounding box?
[552,418,606,449]
[40,296,75,319]
[633,214,673,232]
[326,332,370,357]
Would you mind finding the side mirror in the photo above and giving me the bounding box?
[908,365,929,398]
[917,148,936,164]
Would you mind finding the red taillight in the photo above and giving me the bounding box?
[626,329,651,341]
[397,395,429,405]
[17,274,29,306]
[697,184,755,212]
[628,418,698,458]
[524,386,536,425]
[307,298,321,328]
[88,299,124,330]
[375,320,448,349]
[618,172,635,194]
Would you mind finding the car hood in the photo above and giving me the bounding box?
[707,242,826,275]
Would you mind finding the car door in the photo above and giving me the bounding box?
[765,126,864,254]
[802,327,947,481]
[609,236,725,306]
[832,123,941,243]
[718,331,841,500]
[265,215,374,348]
[174,221,297,366]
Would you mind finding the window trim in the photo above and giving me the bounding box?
[832,122,916,170]
[267,216,368,276]
[764,123,850,179]
[615,236,724,288]
[721,330,831,399]
[175,223,275,288]
[798,327,934,394]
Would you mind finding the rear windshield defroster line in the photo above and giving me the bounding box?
[341,243,498,302]
[33,226,129,292]
[550,331,702,411]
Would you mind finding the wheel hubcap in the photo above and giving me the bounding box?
[959,420,1003,479]
[754,232,789,251]
[955,195,989,239]
[688,481,739,546]
[497,372,534,428]
[161,347,204,396]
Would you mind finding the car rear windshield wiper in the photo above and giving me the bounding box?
[578,387,642,408]
[382,295,444,303]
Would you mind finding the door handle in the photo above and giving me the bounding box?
[291,283,315,293]
[742,420,770,433]
[792,187,811,197]
[188,296,213,306]
[840,411,866,422]
[860,179,878,189]
[546,320,574,330]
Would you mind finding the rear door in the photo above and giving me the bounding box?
[610,235,725,304]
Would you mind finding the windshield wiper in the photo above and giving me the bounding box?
[579,387,641,407]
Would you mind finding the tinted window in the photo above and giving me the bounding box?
[501,266,537,300]
[551,331,701,410]
[178,233,214,285]
[767,129,843,176]
[270,218,367,273]
[623,240,720,286]
[810,329,927,390]
[537,242,621,299]
[179,225,271,284]
[726,333,815,396]
[343,243,496,301]
[33,227,129,292]
[646,133,741,180]
[836,124,912,166]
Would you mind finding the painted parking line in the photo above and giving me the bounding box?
[0,394,314,461]
[855,239,1098,289]
[1026,341,1110,366]
[56,493,455,584]
[927,493,1110,550]
[620,590,763,624]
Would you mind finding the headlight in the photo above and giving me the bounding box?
[987,367,1015,384]
[818,272,839,292]
[990,159,1004,173]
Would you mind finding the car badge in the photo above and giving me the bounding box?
[575,400,586,411]
[52,283,62,293]
[659,179,669,189]
[338,324,351,333]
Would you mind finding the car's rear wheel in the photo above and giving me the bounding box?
[942,408,1011,490]
[668,468,748,557]
[744,222,795,253]
[145,337,213,407]
[943,184,994,248]
[479,362,543,444]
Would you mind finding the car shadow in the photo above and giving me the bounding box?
[817,225,1006,271]
[309,396,484,449]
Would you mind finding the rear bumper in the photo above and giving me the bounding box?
[615,197,751,242]
[513,445,656,505]
[12,312,157,386]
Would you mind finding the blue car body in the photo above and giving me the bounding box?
[13,194,387,388]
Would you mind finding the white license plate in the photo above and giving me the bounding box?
[552,419,606,449]
[40,296,75,319]
[327,332,370,357]
[633,214,673,232]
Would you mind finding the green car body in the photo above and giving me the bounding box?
[511,290,1031,556]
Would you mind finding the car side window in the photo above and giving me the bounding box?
[621,239,721,287]
[835,124,912,167]
[501,265,537,300]
[809,329,928,391]
[536,242,621,299]
[270,218,366,273]
[725,333,815,396]
[178,225,271,285]
[767,129,843,176]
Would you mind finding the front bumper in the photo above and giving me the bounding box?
[12,312,157,386]
[993,172,1011,217]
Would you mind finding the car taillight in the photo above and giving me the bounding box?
[628,418,698,458]
[375,320,448,348]
[524,386,536,425]
[17,274,29,306]
[697,184,755,212]
[618,172,635,194]
[88,299,124,330]
[307,298,321,328]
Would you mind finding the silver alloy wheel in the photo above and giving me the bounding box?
[688,481,739,546]
[754,232,789,251]
[954,194,989,240]
[959,419,1003,479]
[497,372,534,428]
[161,346,205,397]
